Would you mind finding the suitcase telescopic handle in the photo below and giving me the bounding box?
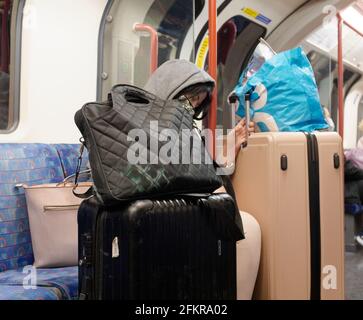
[228,93,239,128]
[242,93,251,149]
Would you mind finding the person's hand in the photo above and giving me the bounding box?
[248,121,255,134]
[228,118,255,157]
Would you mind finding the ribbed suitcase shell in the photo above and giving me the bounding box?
[78,193,237,300]
[231,132,344,300]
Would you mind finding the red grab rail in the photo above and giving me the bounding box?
[207,0,217,157]
[134,23,159,75]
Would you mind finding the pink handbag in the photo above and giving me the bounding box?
[21,180,93,268]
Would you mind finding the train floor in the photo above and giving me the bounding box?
[345,248,363,300]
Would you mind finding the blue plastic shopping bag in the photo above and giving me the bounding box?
[234,47,328,132]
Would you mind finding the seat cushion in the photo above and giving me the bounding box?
[0,144,65,272]
[0,284,62,300]
[0,266,78,300]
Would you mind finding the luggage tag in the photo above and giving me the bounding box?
[112,237,119,258]
[72,138,94,200]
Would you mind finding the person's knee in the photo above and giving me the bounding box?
[239,211,261,249]
[236,211,261,300]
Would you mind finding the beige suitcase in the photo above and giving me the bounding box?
[231,131,344,300]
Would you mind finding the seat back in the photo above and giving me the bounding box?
[0,143,89,272]
[0,144,64,272]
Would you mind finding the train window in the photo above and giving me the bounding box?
[98,0,201,100]
[307,50,361,131]
[307,51,337,123]
[0,0,22,133]
[213,16,266,131]
[98,1,266,133]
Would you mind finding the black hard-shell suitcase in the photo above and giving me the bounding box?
[78,193,238,300]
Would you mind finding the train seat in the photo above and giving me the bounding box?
[0,266,78,300]
[0,285,62,300]
[0,143,88,300]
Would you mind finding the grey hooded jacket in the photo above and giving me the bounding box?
[144,59,215,100]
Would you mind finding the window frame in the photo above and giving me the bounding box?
[97,0,199,100]
[0,0,25,134]
[356,96,363,144]
[96,0,114,101]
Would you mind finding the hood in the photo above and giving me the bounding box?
[144,59,215,100]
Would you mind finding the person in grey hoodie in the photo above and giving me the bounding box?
[144,59,254,157]
[144,59,261,300]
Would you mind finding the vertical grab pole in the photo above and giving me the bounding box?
[337,13,344,139]
[208,0,217,158]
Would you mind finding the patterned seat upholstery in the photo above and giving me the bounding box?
[0,144,64,272]
[0,144,87,300]
[0,266,78,300]
[0,285,61,300]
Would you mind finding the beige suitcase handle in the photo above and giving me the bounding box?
[242,93,251,149]
[227,92,251,150]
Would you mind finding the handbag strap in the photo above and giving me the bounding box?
[221,174,245,239]
[59,169,91,185]
[213,161,245,240]
[73,138,94,199]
